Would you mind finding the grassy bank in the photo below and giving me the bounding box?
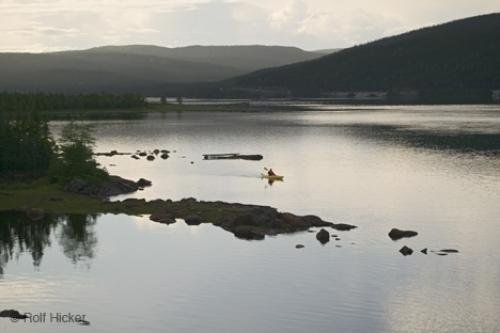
[0,178,108,214]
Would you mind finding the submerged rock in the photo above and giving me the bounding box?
[432,249,459,256]
[316,229,330,244]
[0,310,28,319]
[389,228,418,241]
[331,223,357,231]
[399,246,414,256]
[439,249,459,253]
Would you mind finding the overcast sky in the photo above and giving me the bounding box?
[1,0,499,52]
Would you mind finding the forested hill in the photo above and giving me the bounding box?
[0,45,321,94]
[227,13,500,101]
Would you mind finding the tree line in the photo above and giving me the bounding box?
[0,92,145,112]
[1,106,107,181]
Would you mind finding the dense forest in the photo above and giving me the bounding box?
[0,94,112,179]
[225,13,500,102]
[0,109,54,175]
[0,92,145,111]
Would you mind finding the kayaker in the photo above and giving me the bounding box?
[267,168,277,176]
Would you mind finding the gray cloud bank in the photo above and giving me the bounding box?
[1,0,499,52]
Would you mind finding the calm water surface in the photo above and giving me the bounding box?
[1,105,500,332]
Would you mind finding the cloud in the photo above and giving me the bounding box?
[0,0,499,52]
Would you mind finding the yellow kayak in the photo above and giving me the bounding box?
[261,174,284,181]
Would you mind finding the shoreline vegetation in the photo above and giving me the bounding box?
[3,92,500,121]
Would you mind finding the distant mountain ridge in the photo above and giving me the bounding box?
[0,45,322,94]
[226,13,500,102]
[84,45,321,73]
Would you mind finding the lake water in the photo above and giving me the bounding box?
[2,105,500,332]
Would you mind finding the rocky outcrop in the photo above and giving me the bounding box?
[106,198,356,241]
[150,211,176,224]
[65,176,150,198]
[389,228,418,241]
[232,226,265,240]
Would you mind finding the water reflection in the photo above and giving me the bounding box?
[58,214,98,264]
[0,212,98,275]
[340,124,500,154]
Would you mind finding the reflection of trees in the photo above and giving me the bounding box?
[0,212,98,276]
[0,211,56,275]
[58,214,98,264]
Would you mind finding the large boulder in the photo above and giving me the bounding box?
[316,229,330,244]
[0,310,28,319]
[389,228,418,241]
[399,246,414,256]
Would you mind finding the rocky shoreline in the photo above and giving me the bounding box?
[114,197,357,240]
[4,175,458,253]
[8,175,357,240]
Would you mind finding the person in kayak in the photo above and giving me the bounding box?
[267,168,277,176]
